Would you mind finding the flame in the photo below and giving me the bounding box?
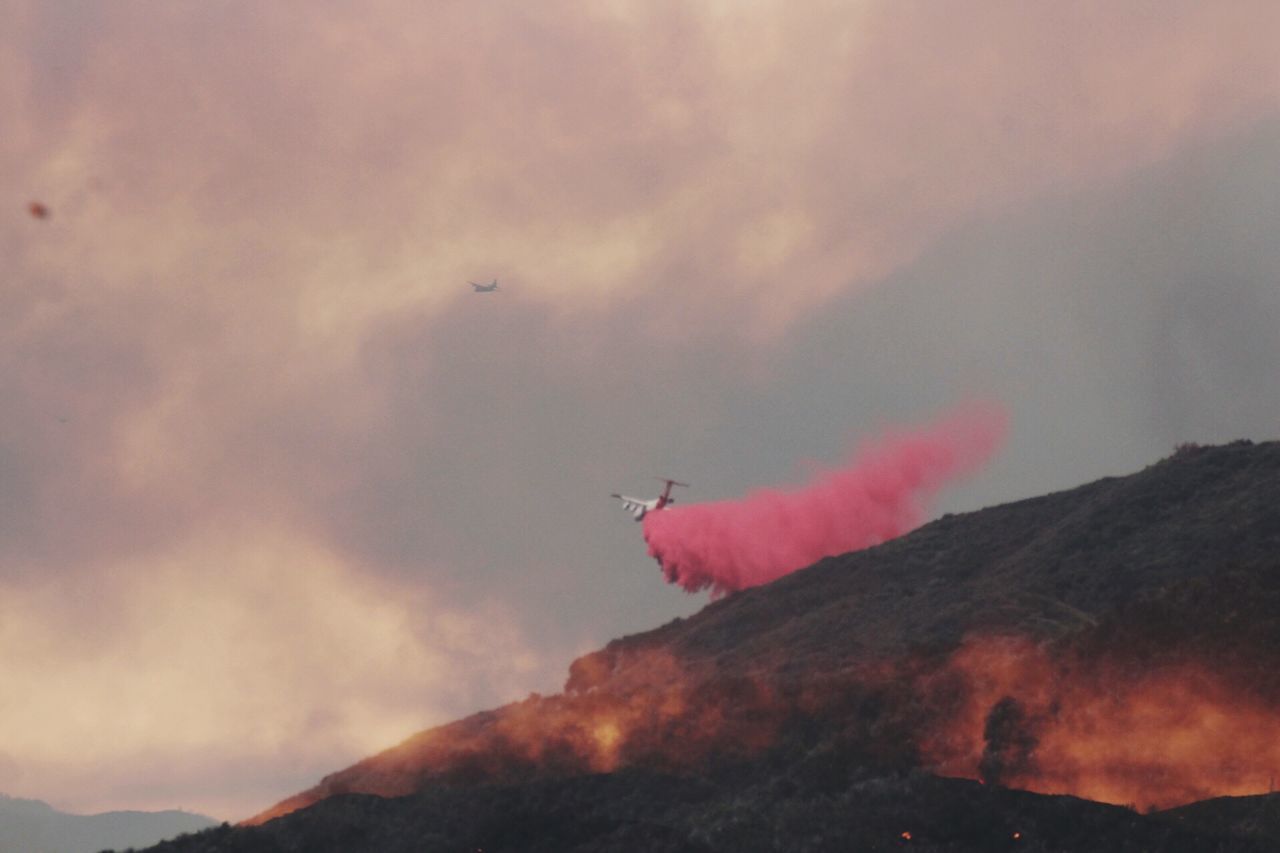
[253,634,1280,824]
[250,649,790,823]
[591,720,622,761]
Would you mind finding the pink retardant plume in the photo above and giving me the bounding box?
[643,403,1008,596]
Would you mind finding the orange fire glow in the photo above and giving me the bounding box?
[250,649,788,824]
[920,636,1280,811]
[253,635,1280,824]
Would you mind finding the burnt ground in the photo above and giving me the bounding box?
[120,440,1280,852]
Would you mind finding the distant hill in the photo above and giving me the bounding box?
[128,440,1280,851]
[0,795,215,853]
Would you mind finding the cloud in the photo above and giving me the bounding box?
[7,1,1278,337]
[0,525,549,820]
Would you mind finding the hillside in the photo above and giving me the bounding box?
[126,440,1280,851]
[137,773,1280,852]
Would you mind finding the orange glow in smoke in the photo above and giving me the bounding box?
[253,636,1280,824]
[921,636,1280,811]
[250,650,786,824]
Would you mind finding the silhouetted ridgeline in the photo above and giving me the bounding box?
[0,795,214,853]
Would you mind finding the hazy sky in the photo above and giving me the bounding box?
[4,0,1280,821]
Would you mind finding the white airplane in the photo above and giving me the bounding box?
[469,279,499,293]
[611,478,689,521]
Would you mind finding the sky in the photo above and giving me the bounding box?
[3,0,1280,822]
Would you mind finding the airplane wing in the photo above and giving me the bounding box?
[611,494,656,521]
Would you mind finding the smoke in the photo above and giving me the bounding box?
[921,635,1280,811]
[643,404,1008,596]
[978,696,1041,787]
[249,648,790,824]
[254,628,1280,825]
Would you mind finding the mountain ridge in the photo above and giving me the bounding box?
[129,439,1280,850]
[0,794,216,853]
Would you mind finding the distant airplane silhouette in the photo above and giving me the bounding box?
[469,279,499,293]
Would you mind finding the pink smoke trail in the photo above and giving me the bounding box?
[643,403,1008,596]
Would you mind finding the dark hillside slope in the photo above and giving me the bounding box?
[140,771,1277,853]
[576,439,1280,682]
[1159,793,1280,845]
[129,440,1280,851]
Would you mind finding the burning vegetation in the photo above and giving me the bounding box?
[919,635,1280,811]
[227,440,1280,852]
[255,626,1280,826]
[253,649,806,824]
